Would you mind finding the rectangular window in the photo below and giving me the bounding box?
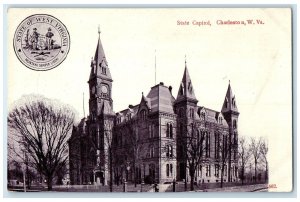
[166,123,169,138]
[208,133,210,157]
[166,164,169,177]
[200,165,202,177]
[170,164,173,176]
[149,125,151,138]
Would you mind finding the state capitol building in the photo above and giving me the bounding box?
[69,31,240,186]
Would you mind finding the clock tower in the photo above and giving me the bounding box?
[88,29,114,119]
[88,28,115,186]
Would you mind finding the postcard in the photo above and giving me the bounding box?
[6,8,292,193]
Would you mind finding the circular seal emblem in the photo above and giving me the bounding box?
[13,14,70,71]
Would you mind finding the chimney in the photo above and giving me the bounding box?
[169,86,172,93]
[128,104,134,109]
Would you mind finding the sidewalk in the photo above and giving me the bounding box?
[165,182,268,192]
[196,184,268,192]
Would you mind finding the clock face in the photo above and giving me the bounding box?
[101,85,108,94]
[91,86,95,94]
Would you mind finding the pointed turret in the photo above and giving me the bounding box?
[221,81,238,113]
[89,27,112,81]
[176,59,198,102]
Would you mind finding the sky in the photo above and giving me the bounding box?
[7,8,292,191]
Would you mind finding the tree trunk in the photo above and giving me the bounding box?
[190,172,195,191]
[241,167,244,185]
[47,175,53,191]
[254,159,257,183]
[220,170,223,188]
[133,160,136,187]
[265,162,268,183]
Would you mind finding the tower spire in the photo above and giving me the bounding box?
[221,81,238,113]
[89,26,112,81]
[176,57,197,102]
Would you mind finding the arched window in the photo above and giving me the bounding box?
[149,124,155,138]
[150,145,154,158]
[170,123,173,138]
[234,132,237,145]
[205,132,211,158]
[140,109,147,120]
[197,130,200,143]
[233,120,237,129]
[190,108,194,118]
[166,123,173,138]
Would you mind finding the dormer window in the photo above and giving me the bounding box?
[140,109,147,120]
[218,116,223,124]
[102,66,107,75]
[232,98,236,108]
[117,117,122,124]
[233,120,237,129]
[127,113,131,121]
[200,111,206,120]
[225,98,229,108]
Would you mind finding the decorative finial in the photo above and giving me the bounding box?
[185,55,187,66]
[98,25,101,35]
[229,79,231,84]
[142,92,144,96]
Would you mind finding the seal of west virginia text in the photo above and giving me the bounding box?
[13,14,70,71]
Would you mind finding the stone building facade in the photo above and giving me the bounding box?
[69,32,240,185]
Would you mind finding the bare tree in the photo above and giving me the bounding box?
[181,122,206,191]
[103,119,114,192]
[260,139,268,183]
[238,136,251,185]
[249,137,262,183]
[218,132,230,188]
[8,95,75,190]
[123,118,144,187]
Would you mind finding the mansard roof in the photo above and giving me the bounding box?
[115,82,176,124]
[146,82,175,114]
